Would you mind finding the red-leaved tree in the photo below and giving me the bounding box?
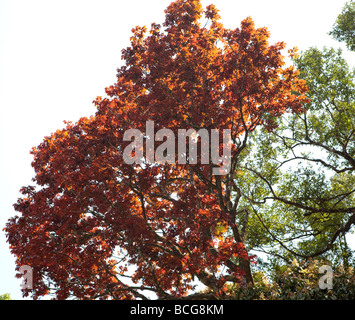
[5,0,308,299]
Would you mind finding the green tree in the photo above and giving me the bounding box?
[236,46,355,268]
[329,0,355,51]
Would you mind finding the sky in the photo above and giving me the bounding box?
[0,0,354,300]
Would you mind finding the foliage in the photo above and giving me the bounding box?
[229,259,355,300]
[329,1,355,51]
[236,46,355,266]
[4,0,309,300]
[4,0,355,300]
[0,293,12,300]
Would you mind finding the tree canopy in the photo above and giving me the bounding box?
[330,0,355,52]
[5,0,354,300]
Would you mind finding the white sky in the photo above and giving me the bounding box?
[0,0,354,300]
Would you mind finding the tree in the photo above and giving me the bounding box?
[329,0,355,51]
[236,46,355,267]
[5,0,309,300]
